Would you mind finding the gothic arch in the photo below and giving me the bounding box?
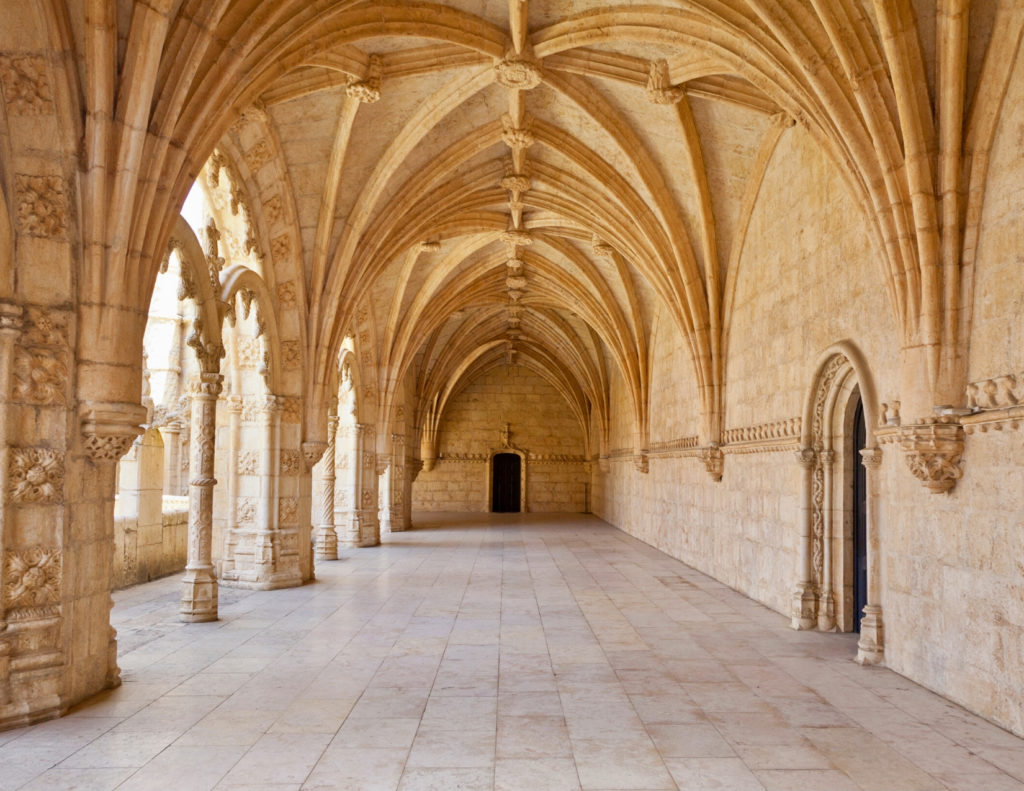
[793,341,884,664]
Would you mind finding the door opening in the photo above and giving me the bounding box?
[852,399,867,632]
[492,453,521,513]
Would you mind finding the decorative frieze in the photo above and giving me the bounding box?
[723,417,802,445]
[0,54,54,114]
[8,448,63,504]
[899,417,965,494]
[967,372,1024,410]
[3,548,61,609]
[15,174,68,238]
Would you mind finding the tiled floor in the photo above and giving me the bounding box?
[3,513,1024,791]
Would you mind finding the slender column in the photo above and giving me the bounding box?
[857,447,885,664]
[791,447,819,629]
[314,412,339,559]
[254,395,280,578]
[180,372,223,622]
[818,450,836,631]
[0,302,23,703]
[336,421,361,548]
[224,395,243,565]
[161,419,181,494]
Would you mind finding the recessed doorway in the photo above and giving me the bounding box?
[492,453,521,513]
[852,398,868,632]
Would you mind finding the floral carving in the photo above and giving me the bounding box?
[13,306,70,406]
[235,337,262,368]
[280,397,301,424]
[0,55,53,115]
[346,54,382,103]
[270,234,290,261]
[279,450,300,475]
[237,451,259,475]
[277,281,297,308]
[264,194,283,224]
[15,174,68,237]
[281,341,301,369]
[244,139,273,172]
[236,497,257,525]
[899,417,965,494]
[4,547,61,608]
[9,448,63,503]
[279,497,298,525]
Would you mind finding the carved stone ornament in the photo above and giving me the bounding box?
[302,441,327,469]
[3,547,61,608]
[967,373,1024,410]
[633,451,649,474]
[80,402,149,463]
[9,448,64,503]
[699,444,724,482]
[646,59,685,105]
[15,174,68,238]
[899,417,964,493]
[347,54,383,103]
[494,54,543,90]
[501,114,535,150]
[0,55,54,115]
[280,450,301,475]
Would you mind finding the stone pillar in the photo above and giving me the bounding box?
[385,434,408,532]
[857,447,885,665]
[180,372,222,622]
[223,395,243,570]
[335,420,360,548]
[0,302,23,704]
[817,449,836,631]
[161,419,182,495]
[254,395,280,579]
[359,426,381,547]
[314,412,339,559]
[791,447,818,630]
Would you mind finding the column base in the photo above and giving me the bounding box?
[180,566,218,622]
[790,581,819,630]
[817,590,836,631]
[855,605,885,665]
[313,526,338,560]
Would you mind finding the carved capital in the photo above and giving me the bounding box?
[819,449,835,467]
[794,447,817,469]
[860,447,882,469]
[193,372,224,399]
[699,444,724,482]
[80,402,148,463]
[494,54,543,89]
[302,440,327,469]
[408,458,424,481]
[633,451,648,474]
[899,417,964,493]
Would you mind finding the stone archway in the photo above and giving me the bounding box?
[792,342,884,665]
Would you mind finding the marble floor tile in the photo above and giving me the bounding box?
[0,513,1021,791]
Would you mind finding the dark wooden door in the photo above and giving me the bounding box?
[492,453,521,512]
[853,400,867,632]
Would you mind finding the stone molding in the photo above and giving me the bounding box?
[80,402,149,463]
[723,417,802,444]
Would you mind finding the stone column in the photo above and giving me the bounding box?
[0,301,23,704]
[791,447,818,630]
[857,447,885,665]
[254,395,281,578]
[180,372,223,622]
[818,450,836,631]
[314,412,339,559]
[161,419,182,494]
[335,421,361,548]
[224,395,243,568]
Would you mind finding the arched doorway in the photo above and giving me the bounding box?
[492,453,521,512]
[852,398,868,633]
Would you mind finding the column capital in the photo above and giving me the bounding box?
[302,440,327,469]
[80,401,148,463]
[860,447,882,469]
[193,372,223,398]
[794,447,817,469]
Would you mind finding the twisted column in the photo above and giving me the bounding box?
[314,413,339,559]
[180,372,222,622]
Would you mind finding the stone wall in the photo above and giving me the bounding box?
[592,122,1024,737]
[414,365,587,512]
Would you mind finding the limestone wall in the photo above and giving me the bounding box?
[592,121,1024,738]
[414,365,587,512]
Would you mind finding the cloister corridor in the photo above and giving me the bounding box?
[1,513,1022,791]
